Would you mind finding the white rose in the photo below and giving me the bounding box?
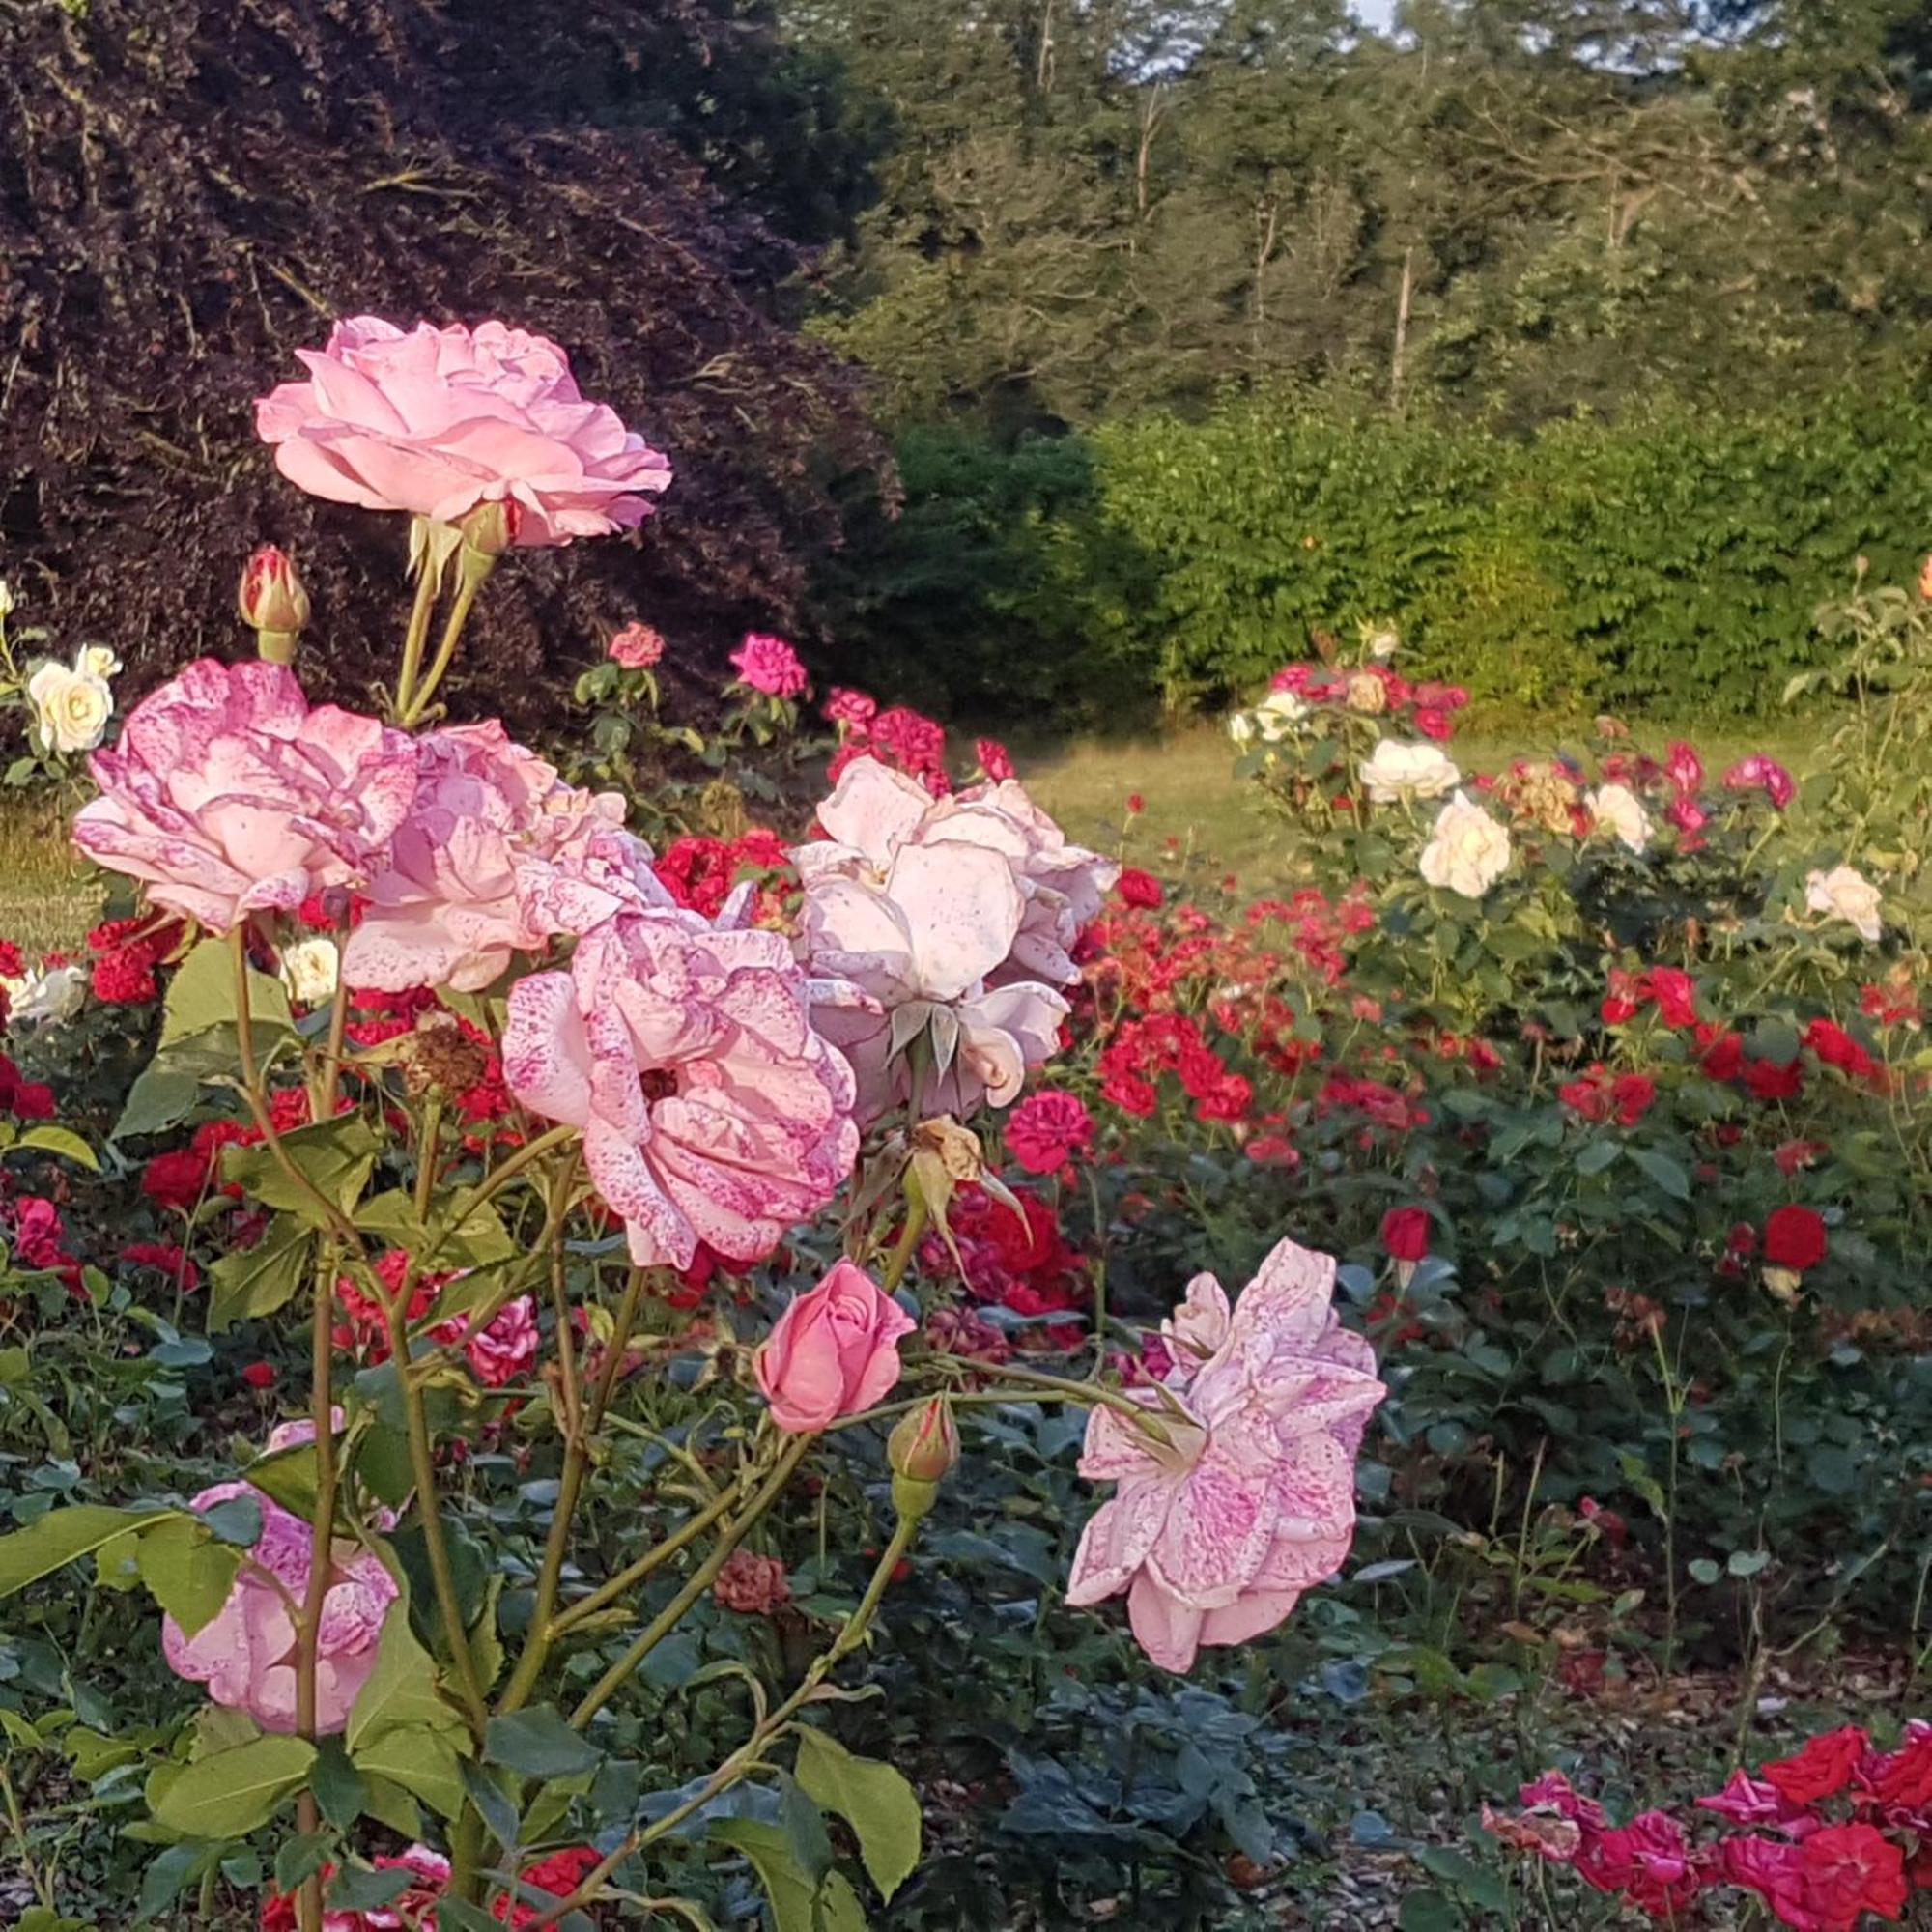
[279,937,341,1007]
[1254,690,1309,741]
[1805,865,1883,944]
[1419,790,1512,898]
[1586,782,1654,854]
[1366,626,1401,660]
[11,963,88,1027]
[1228,711,1257,746]
[27,662,113,754]
[0,581,13,620]
[75,644,123,681]
[1359,738,1462,803]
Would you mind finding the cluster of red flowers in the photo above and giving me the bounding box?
[85,914,185,1005]
[341,989,515,1146]
[1492,1721,1930,1929]
[1559,1066,1659,1127]
[0,1054,56,1122]
[141,1102,307,1214]
[920,1183,1083,1336]
[823,697,951,796]
[1861,978,1922,1028]
[260,1843,603,1928]
[1269,660,1471,741]
[1601,965,1699,1030]
[651,827,790,922]
[1096,1012,1252,1125]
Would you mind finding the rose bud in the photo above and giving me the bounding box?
[237,546,311,664]
[458,497,521,560]
[887,1395,959,1523]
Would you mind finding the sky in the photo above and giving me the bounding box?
[1354,0,1400,27]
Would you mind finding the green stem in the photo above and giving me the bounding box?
[400,552,495,727]
[416,1126,580,1271]
[391,549,441,724]
[877,1184,927,1293]
[569,1436,811,1731]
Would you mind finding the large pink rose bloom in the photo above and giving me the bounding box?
[757,1260,915,1432]
[342,721,630,992]
[799,757,1117,987]
[161,1480,397,1733]
[73,660,415,933]
[255,317,671,546]
[1066,1236,1385,1673]
[502,904,860,1271]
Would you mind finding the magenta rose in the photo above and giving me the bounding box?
[255,317,671,546]
[341,720,629,993]
[729,632,809,698]
[161,1479,397,1733]
[1066,1236,1385,1672]
[73,661,415,933]
[756,1260,915,1432]
[502,903,859,1271]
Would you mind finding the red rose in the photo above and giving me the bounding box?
[1796,1821,1908,1926]
[10,1083,56,1122]
[1864,1729,1932,1811]
[1116,867,1164,910]
[1744,1055,1804,1103]
[1644,967,1698,1029]
[1762,1206,1827,1273]
[141,1148,215,1214]
[1005,1090,1096,1175]
[1700,1031,1747,1082]
[1379,1206,1432,1264]
[241,1362,277,1390]
[1763,1723,1868,1804]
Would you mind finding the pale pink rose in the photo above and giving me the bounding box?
[608,622,666,669]
[1722,754,1797,810]
[799,757,1117,990]
[729,632,809,698]
[755,1259,914,1432]
[255,316,671,546]
[161,1479,397,1733]
[341,721,629,992]
[797,824,1068,1125]
[1066,1237,1385,1673]
[501,905,859,1271]
[73,661,415,934]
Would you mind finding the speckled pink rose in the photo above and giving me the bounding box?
[72,660,415,933]
[501,903,859,1271]
[161,1479,398,1733]
[341,720,630,992]
[1065,1236,1385,1673]
[255,316,671,546]
[756,1259,915,1432]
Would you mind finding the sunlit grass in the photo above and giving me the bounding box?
[0,791,101,957]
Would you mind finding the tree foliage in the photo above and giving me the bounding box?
[0,0,886,729]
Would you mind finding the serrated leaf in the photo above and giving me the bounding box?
[712,1819,867,1932]
[137,1517,241,1637]
[346,1608,467,1752]
[149,1733,315,1837]
[209,1216,315,1332]
[0,1506,180,1596]
[794,1728,922,1902]
[223,1116,381,1226]
[160,939,294,1049]
[484,1707,602,1780]
[355,1722,469,1822]
[114,1064,205,1141]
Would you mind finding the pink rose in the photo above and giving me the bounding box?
[1722,753,1796,810]
[341,720,629,993]
[756,1260,915,1432]
[1005,1090,1096,1173]
[255,316,670,546]
[502,902,859,1271]
[1066,1237,1385,1672]
[823,688,877,732]
[608,622,666,669]
[437,1293,539,1388]
[1664,740,1703,794]
[729,632,809,698]
[162,1479,397,1733]
[975,737,1016,781]
[73,661,415,934]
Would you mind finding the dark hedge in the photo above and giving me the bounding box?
[0,0,887,733]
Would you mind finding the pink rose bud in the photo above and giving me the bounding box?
[237,547,311,664]
[755,1259,915,1433]
[887,1395,959,1520]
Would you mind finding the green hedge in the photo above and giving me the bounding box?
[814,385,1932,720]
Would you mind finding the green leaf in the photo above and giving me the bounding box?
[355,1722,469,1822]
[149,1734,316,1837]
[359,1775,424,1842]
[137,1517,242,1637]
[346,1608,468,1752]
[356,1189,515,1267]
[209,1216,315,1332]
[310,1739,369,1832]
[14,1125,98,1171]
[1627,1148,1691,1202]
[274,1832,335,1895]
[484,1708,602,1780]
[114,1064,205,1141]
[223,1116,382,1226]
[0,1506,180,1597]
[161,937,293,1048]
[794,1728,922,1902]
[1397,1891,1463,1932]
[712,1819,867,1932]
[244,1442,320,1521]
[135,1843,215,1923]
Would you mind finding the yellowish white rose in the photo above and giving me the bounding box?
[9,962,88,1027]
[1345,670,1388,714]
[1805,864,1883,944]
[76,644,123,681]
[1360,738,1461,804]
[1586,782,1653,854]
[1228,711,1257,746]
[1254,690,1309,741]
[279,937,342,1007]
[1420,790,1512,898]
[27,661,114,754]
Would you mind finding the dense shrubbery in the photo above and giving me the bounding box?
[815,387,1932,724]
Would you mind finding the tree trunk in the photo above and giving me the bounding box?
[1390,243,1415,410]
